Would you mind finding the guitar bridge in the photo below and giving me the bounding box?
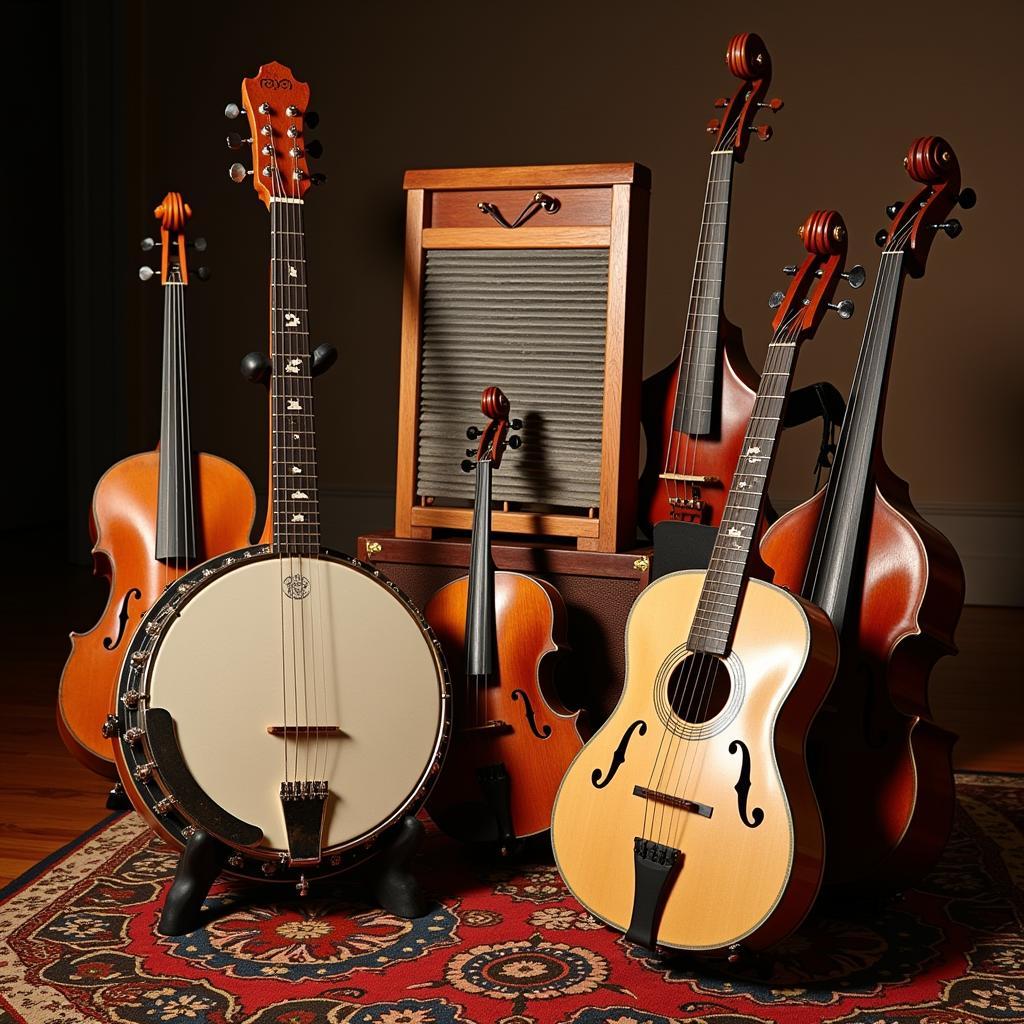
[280,781,328,865]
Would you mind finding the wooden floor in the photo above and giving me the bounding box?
[0,554,1021,888]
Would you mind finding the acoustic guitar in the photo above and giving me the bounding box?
[425,387,584,851]
[761,137,973,888]
[58,195,255,779]
[552,211,857,954]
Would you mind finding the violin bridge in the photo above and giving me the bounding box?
[280,781,328,865]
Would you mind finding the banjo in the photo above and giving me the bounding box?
[112,62,450,887]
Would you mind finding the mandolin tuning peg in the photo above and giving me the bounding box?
[841,265,866,289]
[460,459,475,473]
[466,426,481,440]
[507,435,523,449]
[758,97,784,112]
[195,266,210,281]
[827,299,855,319]
[957,187,977,209]
[138,266,155,282]
[748,124,772,141]
[713,97,729,108]
[140,237,159,252]
[886,201,903,220]
[706,118,721,135]
[510,418,523,430]
[875,229,889,247]
[768,290,784,309]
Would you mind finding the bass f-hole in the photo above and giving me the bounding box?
[511,689,551,739]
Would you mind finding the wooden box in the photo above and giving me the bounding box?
[394,163,651,552]
[357,531,651,724]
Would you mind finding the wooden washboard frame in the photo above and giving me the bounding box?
[394,163,650,552]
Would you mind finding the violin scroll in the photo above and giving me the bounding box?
[139,191,200,285]
[711,33,781,162]
[461,386,522,471]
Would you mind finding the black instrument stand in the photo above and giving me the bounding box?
[157,815,428,936]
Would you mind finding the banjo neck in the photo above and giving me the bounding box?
[269,196,321,557]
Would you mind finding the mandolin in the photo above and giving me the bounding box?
[552,212,858,954]
[761,137,973,888]
[638,33,783,530]
[57,195,255,779]
[425,387,584,851]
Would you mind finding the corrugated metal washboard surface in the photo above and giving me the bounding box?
[417,248,609,508]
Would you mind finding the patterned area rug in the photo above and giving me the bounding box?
[0,773,1021,1024]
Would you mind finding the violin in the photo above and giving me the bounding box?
[638,33,783,530]
[761,138,973,888]
[57,194,256,778]
[425,387,584,852]
[552,212,858,954]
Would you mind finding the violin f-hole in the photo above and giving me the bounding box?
[103,588,142,651]
[728,739,764,828]
[511,689,551,740]
[592,719,647,789]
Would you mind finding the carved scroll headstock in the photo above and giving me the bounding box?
[708,33,782,162]
[770,210,851,341]
[883,136,973,278]
[154,192,192,284]
[460,386,523,473]
[239,62,317,208]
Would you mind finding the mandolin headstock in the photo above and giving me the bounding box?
[707,33,782,162]
[768,210,858,342]
[460,387,523,473]
[226,62,324,208]
[879,136,974,278]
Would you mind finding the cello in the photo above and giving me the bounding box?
[761,137,973,888]
[425,387,584,853]
[58,194,256,779]
[552,212,857,954]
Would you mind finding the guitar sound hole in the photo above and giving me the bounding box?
[667,656,731,725]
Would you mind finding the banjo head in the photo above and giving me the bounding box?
[115,546,450,881]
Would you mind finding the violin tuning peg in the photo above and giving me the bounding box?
[305,140,323,159]
[466,426,481,440]
[957,187,977,209]
[748,124,773,141]
[460,459,475,474]
[507,435,523,450]
[841,265,866,289]
[875,229,889,247]
[510,418,523,430]
[758,97,784,112]
[226,131,252,151]
[705,118,721,135]
[930,219,962,238]
[140,237,159,252]
[229,162,251,183]
[827,299,855,319]
[713,97,729,108]
[195,266,210,281]
[466,448,476,457]
[224,102,244,119]
[304,110,320,128]
[768,290,785,309]
[189,237,207,252]
[782,264,798,276]
[886,201,903,220]
[138,266,155,282]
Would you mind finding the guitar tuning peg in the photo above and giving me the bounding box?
[305,140,323,159]
[510,418,523,430]
[758,98,784,112]
[189,237,207,252]
[886,201,903,220]
[195,266,210,281]
[957,187,977,209]
[224,102,244,120]
[827,299,855,319]
[140,237,159,252]
[875,229,889,247]
[226,131,253,151]
[768,290,785,309]
[841,265,866,288]
[507,435,523,450]
[466,426,481,440]
[930,219,962,238]
[713,97,729,108]
[138,266,155,282]
[747,124,772,141]
[229,162,252,183]
[782,264,798,276]
[706,118,721,135]
[460,459,475,474]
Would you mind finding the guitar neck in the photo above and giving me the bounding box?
[465,459,496,678]
[688,328,800,655]
[802,252,908,632]
[155,266,197,562]
[672,149,735,437]
[270,197,320,556]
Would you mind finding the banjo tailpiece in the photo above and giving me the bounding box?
[280,781,329,864]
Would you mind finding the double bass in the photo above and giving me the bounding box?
[58,195,255,779]
[761,137,973,888]
[425,387,584,852]
[552,212,857,954]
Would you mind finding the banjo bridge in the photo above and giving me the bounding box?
[267,725,342,737]
[280,781,329,865]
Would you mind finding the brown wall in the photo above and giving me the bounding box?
[118,0,1020,551]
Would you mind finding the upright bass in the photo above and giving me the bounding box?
[58,195,255,779]
[761,137,973,888]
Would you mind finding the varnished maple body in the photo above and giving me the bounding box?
[425,571,584,840]
[761,462,963,888]
[57,451,255,777]
[551,570,837,952]
[639,322,762,530]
